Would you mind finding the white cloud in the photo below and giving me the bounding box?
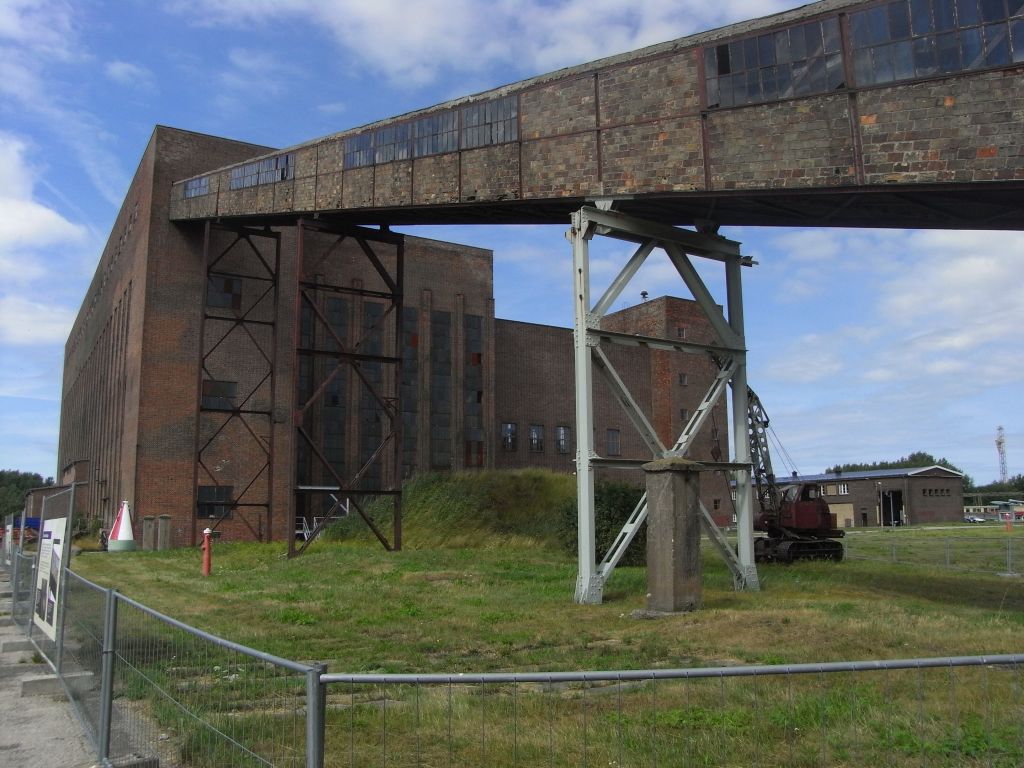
[0,2,129,208]
[0,134,86,276]
[317,101,347,115]
[213,48,305,113]
[0,0,76,57]
[168,0,794,86]
[0,296,76,345]
[105,60,155,88]
[0,133,86,361]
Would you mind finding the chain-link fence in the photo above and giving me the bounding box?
[11,548,36,629]
[846,533,1020,576]
[58,571,318,767]
[321,658,1024,768]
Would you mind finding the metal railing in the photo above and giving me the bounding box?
[11,548,36,629]
[320,658,1024,767]
[59,570,318,767]
[845,533,1020,576]
[3,555,1024,766]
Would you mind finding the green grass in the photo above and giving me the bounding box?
[845,524,1023,574]
[71,471,1024,670]
[67,470,1024,767]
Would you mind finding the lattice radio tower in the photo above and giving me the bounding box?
[996,426,1008,484]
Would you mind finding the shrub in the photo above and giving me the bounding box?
[557,480,646,566]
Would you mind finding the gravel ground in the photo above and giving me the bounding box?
[0,573,97,768]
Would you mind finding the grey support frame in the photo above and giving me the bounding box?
[568,206,761,604]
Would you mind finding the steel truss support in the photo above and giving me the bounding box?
[193,222,281,545]
[569,206,760,604]
[289,219,404,557]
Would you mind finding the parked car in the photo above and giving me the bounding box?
[962,515,987,523]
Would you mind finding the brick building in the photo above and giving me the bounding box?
[58,0,1017,547]
[56,127,728,547]
[794,465,965,527]
[494,298,732,520]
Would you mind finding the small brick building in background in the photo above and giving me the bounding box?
[795,466,965,528]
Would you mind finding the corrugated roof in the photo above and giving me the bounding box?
[787,465,963,483]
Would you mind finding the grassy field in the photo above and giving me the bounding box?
[70,471,1024,671]
[66,471,1024,767]
[845,523,1023,574]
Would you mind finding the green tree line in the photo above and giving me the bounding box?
[825,451,973,489]
[0,469,55,518]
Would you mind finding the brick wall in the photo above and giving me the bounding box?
[494,297,734,521]
[858,72,1024,184]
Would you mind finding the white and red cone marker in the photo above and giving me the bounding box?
[108,499,137,552]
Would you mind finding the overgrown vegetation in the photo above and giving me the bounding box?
[556,478,646,566]
[322,469,574,549]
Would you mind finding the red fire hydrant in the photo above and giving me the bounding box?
[201,527,213,577]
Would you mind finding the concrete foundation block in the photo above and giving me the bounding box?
[20,670,95,697]
[643,457,703,613]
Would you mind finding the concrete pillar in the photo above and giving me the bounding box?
[141,516,156,551]
[643,457,703,613]
[157,515,172,550]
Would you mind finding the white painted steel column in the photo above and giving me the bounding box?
[726,254,760,590]
[571,212,602,604]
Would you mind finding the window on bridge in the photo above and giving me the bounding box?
[184,176,209,198]
[228,153,294,191]
[850,0,1024,85]
[704,17,844,108]
[373,123,412,164]
[344,132,374,169]
[343,94,518,170]
[460,94,518,149]
[414,111,459,156]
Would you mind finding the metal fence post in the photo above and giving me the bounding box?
[10,543,19,618]
[1007,538,1014,575]
[307,662,327,768]
[98,588,119,763]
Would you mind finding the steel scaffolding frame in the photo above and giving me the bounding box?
[193,223,281,546]
[568,206,760,604]
[289,219,404,556]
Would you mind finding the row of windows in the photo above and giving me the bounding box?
[922,487,953,496]
[850,0,1024,85]
[705,17,844,108]
[706,0,1023,108]
[344,95,518,169]
[184,176,209,199]
[228,152,296,191]
[824,482,851,495]
[500,423,626,457]
[501,423,572,454]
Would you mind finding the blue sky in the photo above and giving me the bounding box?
[1,0,1021,485]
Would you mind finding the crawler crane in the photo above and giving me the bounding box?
[748,389,845,563]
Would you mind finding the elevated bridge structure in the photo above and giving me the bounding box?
[171,0,1023,230]
[168,0,1023,602]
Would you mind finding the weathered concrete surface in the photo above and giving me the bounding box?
[643,457,704,613]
